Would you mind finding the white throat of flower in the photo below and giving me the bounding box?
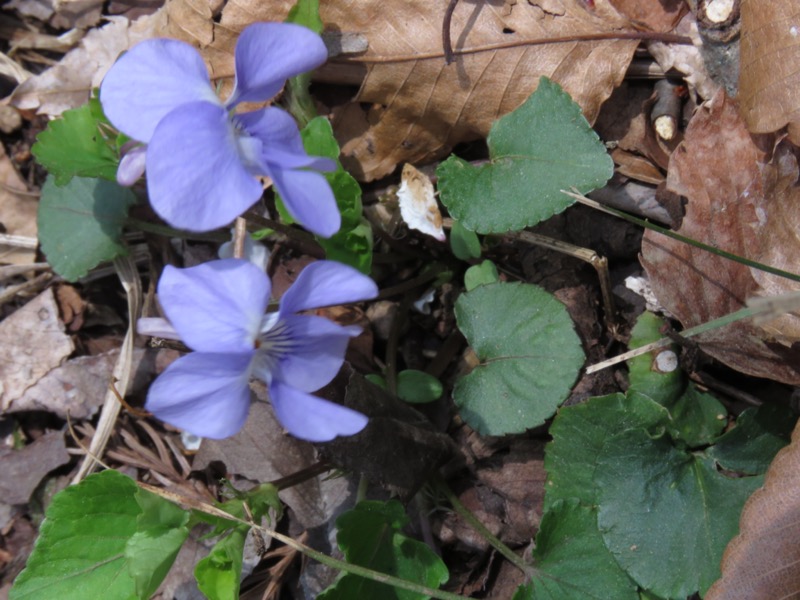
[250,312,294,385]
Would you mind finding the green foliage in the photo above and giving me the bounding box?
[707,403,796,474]
[279,116,373,272]
[397,370,443,404]
[626,311,685,406]
[32,100,119,186]
[449,219,481,260]
[464,259,500,291]
[543,392,670,511]
[595,430,763,598]
[195,528,248,600]
[541,313,796,599]
[284,0,323,126]
[454,281,585,435]
[38,175,135,281]
[126,489,190,598]
[437,77,613,234]
[514,500,638,600]
[319,500,449,599]
[10,470,188,600]
[194,483,281,600]
[287,0,322,32]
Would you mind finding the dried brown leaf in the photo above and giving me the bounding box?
[608,0,687,32]
[7,347,153,419]
[705,418,800,600]
[738,0,800,137]
[0,144,36,265]
[9,13,164,116]
[0,288,75,409]
[641,90,800,384]
[0,430,70,505]
[327,0,639,180]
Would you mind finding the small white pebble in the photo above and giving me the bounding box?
[181,431,203,451]
[654,349,679,373]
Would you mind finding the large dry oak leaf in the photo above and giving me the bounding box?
[706,418,800,600]
[739,0,800,138]
[326,0,639,181]
[641,90,800,384]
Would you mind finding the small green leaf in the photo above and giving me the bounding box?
[543,392,670,511]
[437,77,613,234]
[464,259,499,291]
[454,282,584,435]
[513,500,638,600]
[666,384,727,448]
[397,370,443,404]
[126,488,190,598]
[318,500,448,599]
[38,175,135,281]
[449,219,481,260]
[318,218,374,274]
[10,470,141,600]
[32,102,118,186]
[627,312,685,407]
[594,429,763,598]
[706,403,796,474]
[195,528,247,600]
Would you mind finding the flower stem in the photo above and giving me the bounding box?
[140,480,467,600]
[125,217,228,242]
[433,476,538,578]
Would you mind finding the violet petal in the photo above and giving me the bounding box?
[235,108,336,171]
[146,352,254,439]
[100,39,218,143]
[158,259,269,353]
[146,101,264,231]
[268,166,341,238]
[116,144,147,187]
[227,23,328,107]
[279,260,378,316]
[263,314,360,393]
[268,381,367,441]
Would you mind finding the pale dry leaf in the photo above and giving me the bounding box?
[7,347,152,419]
[9,13,165,116]
[0,143,36,265]
[705,418,800,600]
[738,0,800,138]
[397,163,445,241]
[327,0,640,180]
[0,430,70,505]
[0,288,75,410]
[50,0,105,29]
[641,90,800,384]
[646,12,720,100]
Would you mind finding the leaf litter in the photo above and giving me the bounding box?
[2,0,800,598]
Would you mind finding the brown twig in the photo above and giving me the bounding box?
[347,31,693,64]
[442,0,459,65]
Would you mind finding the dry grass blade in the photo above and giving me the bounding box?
[73,255,142,482]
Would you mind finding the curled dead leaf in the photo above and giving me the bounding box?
[706,418,800,600]
[641,90,800,384]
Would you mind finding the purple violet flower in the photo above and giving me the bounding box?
[100,23,341,237]
[140,258,378,441]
